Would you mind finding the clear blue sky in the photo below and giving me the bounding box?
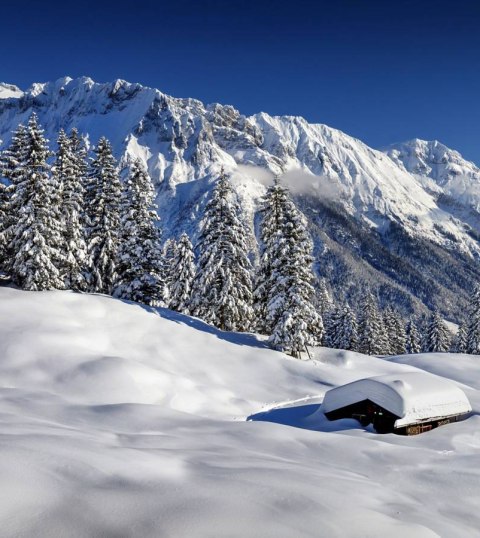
[3,0,480,162]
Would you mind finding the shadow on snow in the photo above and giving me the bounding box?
[120,298,271,350]
[247,402,364,433]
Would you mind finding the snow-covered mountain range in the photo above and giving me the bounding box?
[1,77,479,320]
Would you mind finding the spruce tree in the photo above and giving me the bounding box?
[254,177,322,355]
[85,137,122,294]
[162,237,178,302]
[466,285,480,354]
[6,114,64,290]
[405,318,421,354]
[325,304,358,351]
[316,278,334,317]
[0,182,8,271]
[452,322,467,353]
[423,310,450,352]
[169,232,196,313]
[357,292,388,355]
[114,159,165,306]
[53,129,88,290]
[0,123,28,184]
[391,310,407,355]
[0,123,29,272]
[382,307,396,355]
[253,177,289,334]
[190,169,253,332]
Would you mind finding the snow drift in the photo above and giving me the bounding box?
[1,288,480,537]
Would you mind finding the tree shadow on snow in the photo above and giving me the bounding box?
[120,299,270,350]
[248,403,364,433]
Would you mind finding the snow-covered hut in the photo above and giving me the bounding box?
[322,372,472,435]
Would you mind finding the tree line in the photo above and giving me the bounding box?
[0,114,477,358]
[0,114,320,357]
[319,290,474,355]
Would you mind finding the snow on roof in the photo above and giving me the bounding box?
[322,372,472,428]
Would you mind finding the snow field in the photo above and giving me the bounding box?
[0,288,480,537]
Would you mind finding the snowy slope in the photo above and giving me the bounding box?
[1,288,480,537]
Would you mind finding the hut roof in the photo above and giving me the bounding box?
[322,372,472,428]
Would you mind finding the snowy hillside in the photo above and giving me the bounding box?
[1,287,480,537]
[1,77,480,318]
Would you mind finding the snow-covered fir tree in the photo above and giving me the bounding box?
[190,169,253,331]
[0,123,28,184]
[268,205,323,355]
[162,237,179,301]
[452,322,467,353]
[5,114,64,290]
[85,137,122,294]
[168,232,196,313]
[0,182,8,270]
[316,278,334,317]
[0,123,28,272]
[405,318,421,354]
[357,292,388,355]
[114,159,165,306]
[382,307,396,354]
[253,177,288,334]
[423,310,450,352]
[466,285,480,354]
[53,129,88,290]
[325,304,358,351]
[382,307,406,355]
[254,177,323,356]
[391,310,407,355]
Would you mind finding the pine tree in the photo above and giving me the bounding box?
[114,159,165,306]
[5,114,65,290]
[325,304,358,351]
[53,129,88,290]
[190,169,253,332]
[85,137,122,294]
[316,278,334,317]
[0,123,28,184]
[452,322,467,353]
[162,237,178,302]
[253,177,289,334]
[423,310,450,352]
[357,292,389,355]
[0,123,29,272]
[0,182,9,271]
[382,307,396,355]
[254,178,322,356]
[382,307,407,355]
[466,285,480,354]
[405,318,421,354]
[391,310,407,355]
[169,232,196,313]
